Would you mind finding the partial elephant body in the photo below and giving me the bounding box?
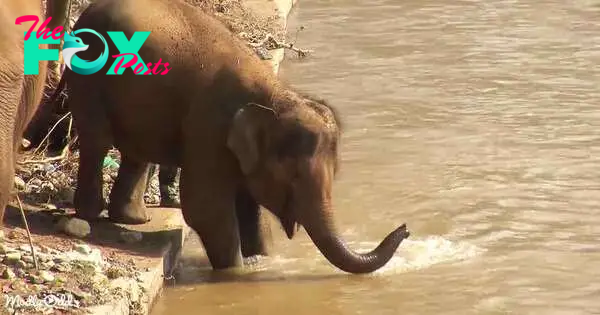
[62,0,410,274]
[0,0,68,224]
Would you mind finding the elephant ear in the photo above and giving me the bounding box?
[227,103,276,175]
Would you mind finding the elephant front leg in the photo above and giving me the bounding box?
[108,156,152,224]
[236,188,272,258]
[180,165,243,270]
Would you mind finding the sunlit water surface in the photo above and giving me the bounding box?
[152,1,600,314]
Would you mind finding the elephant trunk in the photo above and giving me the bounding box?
[296,165,410,274]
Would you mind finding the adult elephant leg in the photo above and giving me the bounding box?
[71,92,111,221]
[180,156,243,270]
[0,149,15,225]
[73,133,110,221]
[158,165,180,207]
[236,187,272,258]
[0,72,22,224]
[108,156,152,224]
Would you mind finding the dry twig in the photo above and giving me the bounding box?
[19,112,73,164]
[242,32,313,58]
[15,194,39,270]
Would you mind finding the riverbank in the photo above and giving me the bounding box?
[4,0,298,314]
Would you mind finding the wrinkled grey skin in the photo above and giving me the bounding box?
[0,0,69,224]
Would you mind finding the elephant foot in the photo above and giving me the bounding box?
[159,194,181,208]
[73,195,105,222]
[73,209,103,222]
[159,185,180,208]
[108,203,152,225]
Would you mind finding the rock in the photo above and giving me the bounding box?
[21,255,34,263]
[29,275,45,284]
[41,182,55,192]
[255,46,273,60]
[44,164,56,173]
[41,246,60,255]
[2,268,15,279]
[36,253,51,263]
[15,260,27,269]
[120,231,143,244]
[15,269,27,278]
[53,256,66,263]
[93,273,108,284]
[39,270,55,283]
[41,261,55,270]
[27,185,40,193]
[7,231,18,239]
[58,187,75,204]
[105,266,125,279]
[14,177,25,191]
[4,252,21,264]
[29,178,42,187]
[65,248,105,273]
[102,174,112,183]
[69,288,91,301]
[57,217,91,238]
[0,244,15,254]
[21,138,31,149]
[19,244,39,252]
[74,244,92,255]
[51,263,71,273]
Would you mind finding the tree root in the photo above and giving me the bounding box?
[240,32,313,58]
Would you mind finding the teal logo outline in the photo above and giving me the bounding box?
[62,29,109,75]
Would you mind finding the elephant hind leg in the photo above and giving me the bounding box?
[108,155,151,224]
[158,165,180,208]
[71,94,112,221]
[73,138,110,221]
[236,188,272,258]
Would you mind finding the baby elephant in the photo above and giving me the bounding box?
[55,0,410,273]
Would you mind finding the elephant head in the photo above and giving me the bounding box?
[227,90,410,274]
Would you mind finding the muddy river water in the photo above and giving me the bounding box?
[151,0,600,314]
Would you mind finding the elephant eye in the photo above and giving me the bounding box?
[277,128,318,158]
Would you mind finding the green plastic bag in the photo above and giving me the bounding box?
[103,156,119,169]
